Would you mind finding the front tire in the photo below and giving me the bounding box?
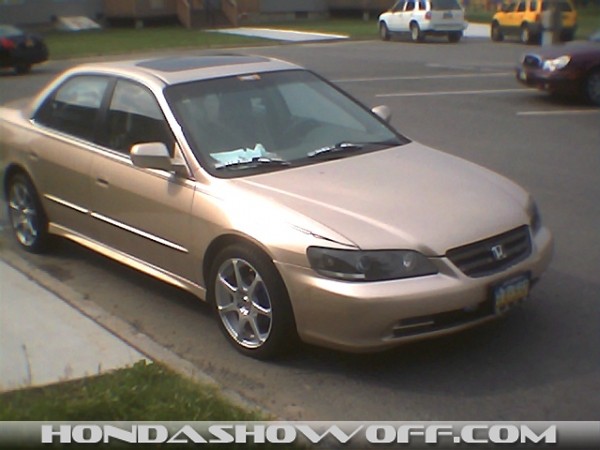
[585,69,600,106]
[491,22,503,42]
[7,173,50,253]
[209,243,297,359]
[379,22,390,41]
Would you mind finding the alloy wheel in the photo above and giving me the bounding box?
[520,25,530,44]
[8,175,46,250]
[586,70,600,106]
[214,257,273,349]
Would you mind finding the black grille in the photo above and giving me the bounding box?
[446,226,532,278]
[522,54,542,68]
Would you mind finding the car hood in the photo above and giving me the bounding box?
[234,143,530,256]
[529,40,600,59]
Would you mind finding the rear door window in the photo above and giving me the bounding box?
[34,75,110,141]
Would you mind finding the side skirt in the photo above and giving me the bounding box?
[48,222,207,301]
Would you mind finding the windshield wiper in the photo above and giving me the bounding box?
[214,157,290,170]
[307,140,402,159]
[307,142,364,158]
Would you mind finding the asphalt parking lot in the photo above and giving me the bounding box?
[1,38,599,421]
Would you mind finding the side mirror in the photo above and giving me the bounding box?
[130,142,188,176]
[372,105,392,123]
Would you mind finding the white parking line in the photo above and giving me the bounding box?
[376,88,528,98]
[334,72,512,83]
[517,109,600,116]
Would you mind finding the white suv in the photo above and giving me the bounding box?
[379,0,467,43]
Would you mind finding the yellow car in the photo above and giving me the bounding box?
[491,0,577,44]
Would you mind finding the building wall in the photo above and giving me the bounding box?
[0,0,403,26]
[327,0,392,12]
[0,0,103,25]
[259,0,328,13]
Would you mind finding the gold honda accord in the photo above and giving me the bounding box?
[0,55,553,359]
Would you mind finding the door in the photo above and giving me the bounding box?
[30,74,111,238]
[90,79,196,281]
[386,0,407,32]
[505,1,527,34]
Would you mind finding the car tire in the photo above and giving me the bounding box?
[15,63,32,75]
[379,22,390,41]
[7,173,50,253]
[491,22,503,42]
[208,243,298,359]
[448,31,462,43]
[410,22,424,43]
[561,29,575,42]
[520,24,532,44]
[584,68,600,107]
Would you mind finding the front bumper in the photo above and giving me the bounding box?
[516,66,583,95]
[278,227,553,352]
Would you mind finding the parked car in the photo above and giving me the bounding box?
[0,55,553,359]
[491,0,577,44]
[0,24,48,74]
[378,0,467,43]
[516,31,600,105]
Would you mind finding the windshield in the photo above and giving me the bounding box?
[165,70,407,177]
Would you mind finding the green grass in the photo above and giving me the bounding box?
[0,361,264,421]
[44,26,269,59]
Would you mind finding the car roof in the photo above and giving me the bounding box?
[69,54,302,86]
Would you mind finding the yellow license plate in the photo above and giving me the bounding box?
[493,275,530,314]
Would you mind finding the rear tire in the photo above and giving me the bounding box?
[584,69,600,106]
[7,173,50,253]
[410,22,424,43]
[520,24,532,44]
[448,31,462,43]
[15,63,32,75]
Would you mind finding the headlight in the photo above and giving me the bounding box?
[527,199,542,234]
[542,55,571,72]
[307,247,438,281]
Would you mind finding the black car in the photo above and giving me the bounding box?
[516,31,600,106]
[0,25,48,74]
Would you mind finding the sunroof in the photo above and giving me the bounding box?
[136,55,269,72]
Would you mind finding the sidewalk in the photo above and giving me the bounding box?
[0,258,146,393]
